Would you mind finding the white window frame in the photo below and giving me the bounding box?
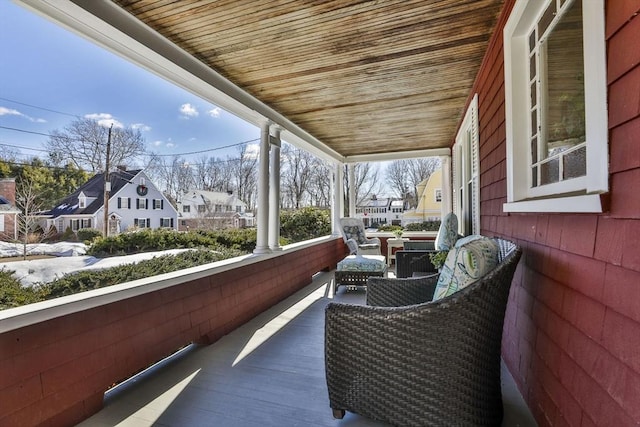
[153,199,162,210]
[453,94,480,236]
[160,217,172,228]
[503,0,608,213]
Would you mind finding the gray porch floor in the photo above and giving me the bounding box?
[78,271,537,426]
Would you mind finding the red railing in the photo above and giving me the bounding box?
[0,237,346,426]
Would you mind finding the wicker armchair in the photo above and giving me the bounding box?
[338,217,381,255]
[325,238,522,426]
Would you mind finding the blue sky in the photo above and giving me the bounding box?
[0,0,261,166]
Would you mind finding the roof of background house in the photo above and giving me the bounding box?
[0,196,19,213]
[44,169,142,218]
[179,189,247,206]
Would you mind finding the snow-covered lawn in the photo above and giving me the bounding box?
[0,242,188,287]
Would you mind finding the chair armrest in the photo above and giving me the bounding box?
[395,250,437,278]
[366,275,437,307]
[365,236,381,246]
[345,238,358,254]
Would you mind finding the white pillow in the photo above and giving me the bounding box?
[432,237,499,301]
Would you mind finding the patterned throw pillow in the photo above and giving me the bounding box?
[435,213,460,251]
[343,225,365,244]
[432,237,499,301]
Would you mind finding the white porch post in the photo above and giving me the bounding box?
[348,163,356,217]
[254,121,271,254]
[332,162,344,236]
[440,155,452,216]
[269,126,282,251]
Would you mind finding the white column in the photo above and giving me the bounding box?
[440,155,452,216]
[332,162,344,236]
[348,163,356,217]
[254,121,271,254]
[269,126,282,251]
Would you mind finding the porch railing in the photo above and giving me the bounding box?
[0,236,347,426]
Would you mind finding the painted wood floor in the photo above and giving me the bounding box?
[78,271,537,427]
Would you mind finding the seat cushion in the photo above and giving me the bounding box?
[337,255,387,272]
[432,237,499,301]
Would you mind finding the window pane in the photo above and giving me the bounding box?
[531,137,538,163]
[563,145,587,179]
[529,54,536,81]
[532,166,538,187]
[528,30,536,53]
[530,81,537,108]
[538,1,557,37]
[543,0,585,160]
[540,159,559,185]
[530,109,537,137]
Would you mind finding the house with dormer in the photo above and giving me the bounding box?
[40,167,177,236]
[176,189,254,231]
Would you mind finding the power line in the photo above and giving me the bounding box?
[0,125,259,157]
[0,142,49,153]
[0,97,80,118]
[150,138,259,157]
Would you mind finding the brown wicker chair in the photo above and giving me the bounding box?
[325,238,522,426]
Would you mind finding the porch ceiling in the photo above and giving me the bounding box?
[27,0,503,161]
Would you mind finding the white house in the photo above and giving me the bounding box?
[176,189,254,231]
[355,196,404,228]
[0,178,20,241]
[41,168,177,236]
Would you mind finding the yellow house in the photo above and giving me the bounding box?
[402,169,442,226]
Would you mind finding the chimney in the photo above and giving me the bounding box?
[0,178,16,205]
[116,165,127,171]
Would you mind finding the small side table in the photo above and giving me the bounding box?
[387,238,409,266]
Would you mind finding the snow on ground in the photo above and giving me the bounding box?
[0,242,189,287]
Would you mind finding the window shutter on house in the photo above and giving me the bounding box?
[128,198,131,209]
[146,218,150,228]
[118,198,121,208]
[145,199,149,210]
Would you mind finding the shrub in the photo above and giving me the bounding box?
[40,249,240,299]
[280,207,331,243]
[86,228,243,257]
[404,220,441,231]
[61,226,77,241]
[0,270,45,309]
[77,228,102,243]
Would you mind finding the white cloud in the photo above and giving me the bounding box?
[207,107,221,118]
[179,103,199,118]
[166,142,176,148]
[0,107,22,117]
[131,123,151,132]
[152,140,163,147]
[0,106,47,123]
[84,113,123,129]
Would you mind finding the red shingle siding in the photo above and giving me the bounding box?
[472,1,640,425]
[0,238,346,426]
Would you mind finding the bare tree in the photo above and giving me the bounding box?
[343,163,384,212]
[385,158,441,207]
[308,160,332,208]
[46,118,146,173]
[146,154,195,203]
[192,155,232,192]
[386,160,412,200]
[15,176,46,260]
[230,144,258,209]
[280,144,317,209]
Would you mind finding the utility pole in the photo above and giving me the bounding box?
[103,125,112,237]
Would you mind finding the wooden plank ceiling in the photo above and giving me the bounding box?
[112,0,503,158]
